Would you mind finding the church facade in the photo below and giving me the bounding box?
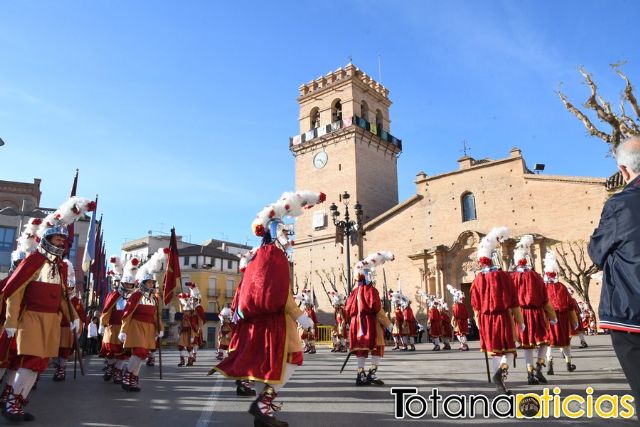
[291,64,607,322]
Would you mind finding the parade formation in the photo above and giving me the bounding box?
[0,189,617,426]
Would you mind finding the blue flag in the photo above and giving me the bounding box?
[82,197,98,272]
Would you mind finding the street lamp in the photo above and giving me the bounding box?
[329,191,363,294]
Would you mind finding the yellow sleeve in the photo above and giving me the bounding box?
[59,288,79,324]
[5,284,28,330]
[284,292,303,320]
[543,301,557,322]
[510,306,524,325]
[120,301,139,335]
[569,309,578,326]
[376,309,391,329]
[100,307,113,327]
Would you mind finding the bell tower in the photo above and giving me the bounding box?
[290,63,402,305]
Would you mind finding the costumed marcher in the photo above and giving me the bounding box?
[210,190,325,427]
[216,307,233,361]
[587,309,597,336]
[118,249,165,392]
[569,291,588,348]
[447,284,470,351]
[191,290,206,364]
[510,235,557,385]
[0,246,32,404]
[0,233,38,400]
[427,298,442,351]
[2,197,94,422]
[299,290,318,354]
[470,226,524,394]
[100,256,136,385]
[329,292,347,353]
[543,251,579,375]
[391,294,404,351]
[52,259,86,382]
[228,250,258,397]
[177,292,196,366]
[439,302,453,350]
[400,295,417,351]
[345,251,394,386]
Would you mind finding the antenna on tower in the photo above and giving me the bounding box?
[378,53,383,84]
[461,140,471,156]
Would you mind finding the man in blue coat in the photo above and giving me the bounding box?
[589,136,640,415]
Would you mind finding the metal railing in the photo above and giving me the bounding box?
[316,325,333,343]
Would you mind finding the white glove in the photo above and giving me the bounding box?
[5,328,16,338]
[118,332,127,342]
[549,318,558,326]
[519,323,526,332]
[70,319,80,333]
[190,337,195,344]
[296,313,314,330]
[157,331,164,339]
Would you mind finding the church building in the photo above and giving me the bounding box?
[291,63,607,322]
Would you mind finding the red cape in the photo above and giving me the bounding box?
[121,291,143,320]
[101,291,120,316]
[213,244,290,383]
[3,251,49,299]
[195,305,206,322]
[345,284,381,351]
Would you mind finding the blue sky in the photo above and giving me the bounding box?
[1,0,638,257]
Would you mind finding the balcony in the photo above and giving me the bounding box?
[289,115,402,151]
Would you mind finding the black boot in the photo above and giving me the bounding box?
[566,361,576,372]
[534,362,548,383]
[248,387,288,427]
[366,367,384,386]
[355,368,369,386]
[527,370,539,385]
[2,392,35,423]
[547,360,554,375]
[492,366,511,395]
[236,380,257,396]
[103,364,114,382]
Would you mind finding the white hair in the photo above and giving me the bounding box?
[615,136,640,174]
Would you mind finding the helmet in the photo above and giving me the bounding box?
[40,225,69,257]
[119,275,137,295]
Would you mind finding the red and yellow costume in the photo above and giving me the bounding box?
[100,287,130,384]
[346,283,390,357]
[511,267,555,349]
[452,301,469,336]
[427,305,442,339]
[213,244,304,383]
[546,278,578,348]
[4,250,77,373]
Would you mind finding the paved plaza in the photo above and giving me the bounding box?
[19,335,637,426]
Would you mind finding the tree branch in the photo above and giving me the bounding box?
[557,89,612,143]
[616,67,640,120]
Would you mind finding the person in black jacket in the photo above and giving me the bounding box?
[588,136,640,415]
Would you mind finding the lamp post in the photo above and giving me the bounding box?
[329,191,363,294]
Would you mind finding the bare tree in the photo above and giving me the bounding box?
[558,63,639,150]
[316,267,349,305]
[553,240,599,314]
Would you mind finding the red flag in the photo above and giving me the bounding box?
[163,227,182,305]
[64,169,79,258]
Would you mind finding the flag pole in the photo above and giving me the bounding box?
[155,284,163,380]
